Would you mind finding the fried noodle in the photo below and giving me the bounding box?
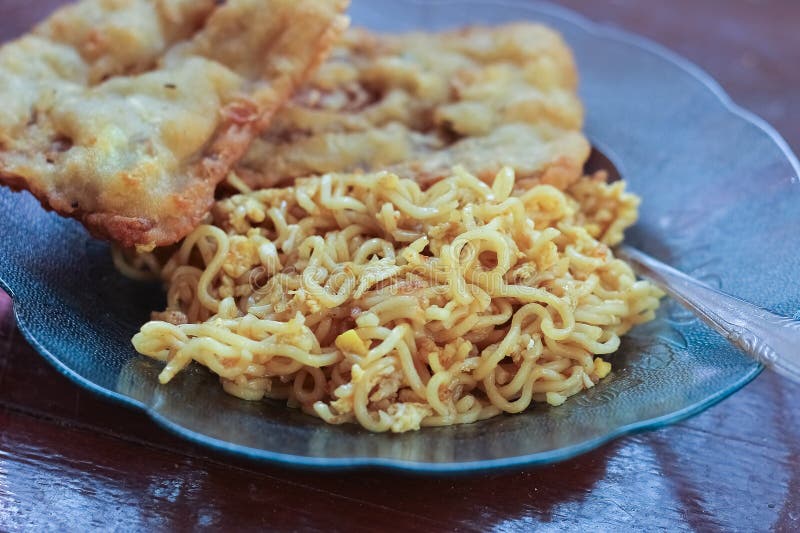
[131,167,661,432]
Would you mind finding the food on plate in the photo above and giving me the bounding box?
[0,0,349,248]
[235,25,590,191]
[132,167,662,432]
[0,2,662,432]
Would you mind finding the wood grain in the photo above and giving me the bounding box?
[1,1,799,531]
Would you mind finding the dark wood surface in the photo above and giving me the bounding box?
[1,1,799,530]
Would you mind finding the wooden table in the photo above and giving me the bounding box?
[1,1,798,530]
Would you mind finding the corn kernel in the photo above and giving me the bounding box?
[335,330,368,356]
[594,357,612,379]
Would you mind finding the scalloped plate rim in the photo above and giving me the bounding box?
[1,0,794,473]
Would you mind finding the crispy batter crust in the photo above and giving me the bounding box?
[236,25,590,190]
[0,0,349,248]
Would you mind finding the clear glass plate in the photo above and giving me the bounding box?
[1,0,798,472]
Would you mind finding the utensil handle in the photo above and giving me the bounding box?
[617,245,800,383]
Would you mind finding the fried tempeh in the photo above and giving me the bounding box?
[0,0,349,248]
[236,25,590,191]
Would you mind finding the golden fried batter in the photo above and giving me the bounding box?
[0,0,349,248]
[237,25,590,190]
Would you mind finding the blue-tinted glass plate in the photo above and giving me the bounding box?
[1,0,798,472]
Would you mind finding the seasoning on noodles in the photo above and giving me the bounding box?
[131,167,662,432]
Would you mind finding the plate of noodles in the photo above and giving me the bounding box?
[1,0,798,472]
